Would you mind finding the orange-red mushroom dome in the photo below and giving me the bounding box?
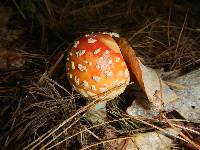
[66,32,130,101]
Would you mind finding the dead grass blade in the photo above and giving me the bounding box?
[38,52,65,84]
[162,114,200,149]
[130,116,185,140]
[80,136,133,150]
[24,99,98,150]
[128,19,159,41]
[171,9,189,70]
[167,7,172,47]
[41,114,84,150]
[45,117,132,150]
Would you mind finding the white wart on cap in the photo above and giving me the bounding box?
[66,32,130,101]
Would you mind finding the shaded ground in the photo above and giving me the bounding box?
[0,0,200,149]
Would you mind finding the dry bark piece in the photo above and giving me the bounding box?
[0,48,26,70]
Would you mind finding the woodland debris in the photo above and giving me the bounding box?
[117,37,199,123]
[117,37,177,108]
[127,67,200,123]
[121,128,179,150]
[102,128,179,150]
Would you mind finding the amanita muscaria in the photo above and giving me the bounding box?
[66,32,130,122]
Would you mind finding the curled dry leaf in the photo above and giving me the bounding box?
[0,48,26,70]
[115,37,177,108]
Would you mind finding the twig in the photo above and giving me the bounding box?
[38,52,64,84]
[46,118,132,150]
[84,127,101,141]
[24,99,100,150]
[162,114,200,149]
[167,7,172,47]
[41,114,84,150]
[81,136,133,150]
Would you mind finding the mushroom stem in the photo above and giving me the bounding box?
[85,101,107,123]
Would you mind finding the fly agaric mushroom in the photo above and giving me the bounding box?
[66,32,130,122]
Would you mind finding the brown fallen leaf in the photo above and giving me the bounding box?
[115,37,144,91]
[0,48,26,70]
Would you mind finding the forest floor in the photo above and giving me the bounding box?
[0,0,200,149]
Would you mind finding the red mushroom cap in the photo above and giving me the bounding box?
[66,32,130,100]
